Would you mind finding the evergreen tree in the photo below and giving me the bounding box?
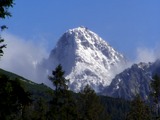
[150,74,160,119]
[0,74,32,120]
[126,95,151,120]
[0,0,14,18]
[48,64,78,120]
[0,0,14,56]
[79,84,109,120]
[31,97,48,120]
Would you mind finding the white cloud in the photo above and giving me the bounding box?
[135,47,156,63]
[134,45,160,64]
[0,33,49,83]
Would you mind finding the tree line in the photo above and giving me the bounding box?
[1,64,160,120]
[125,74,160,120]
[0,65,109,120]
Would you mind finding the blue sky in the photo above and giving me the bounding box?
[2,0,160,60]
[1,0,160,83]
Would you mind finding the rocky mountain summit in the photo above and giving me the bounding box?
[103,60,160,100]
[46,26,126,92]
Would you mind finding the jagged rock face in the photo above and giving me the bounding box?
[38,26,160,100]
[47,27,125,92]
[104,60,160,100]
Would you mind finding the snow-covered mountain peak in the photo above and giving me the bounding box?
[47,27,126,92]
[67,26,109,47]
[57,26,124,63]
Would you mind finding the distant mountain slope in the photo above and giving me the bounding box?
[103,60,160,100]
[0,68,53,101]
[0,68,26,80]
[45,26,126,92]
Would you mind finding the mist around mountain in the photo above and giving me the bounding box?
[39,26,127,93]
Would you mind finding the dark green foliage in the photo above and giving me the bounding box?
[150,74,160,104]
[31,97,48,120]
[0,68,54,101]
[1,68,156,120]
[0,73,32,120]
[17,97,49,120]
[0,68,133,120]
[21,82,53,102]
[0,0,14,57]
[48,64,78,120]
[101,96,130,120]
[150,74,160,119]
[78,84,109,120]
[0,30,6,56]
[0,0,14,18]
[49,64,69,92]
[0,68,26,79]
[126,95,151,120]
